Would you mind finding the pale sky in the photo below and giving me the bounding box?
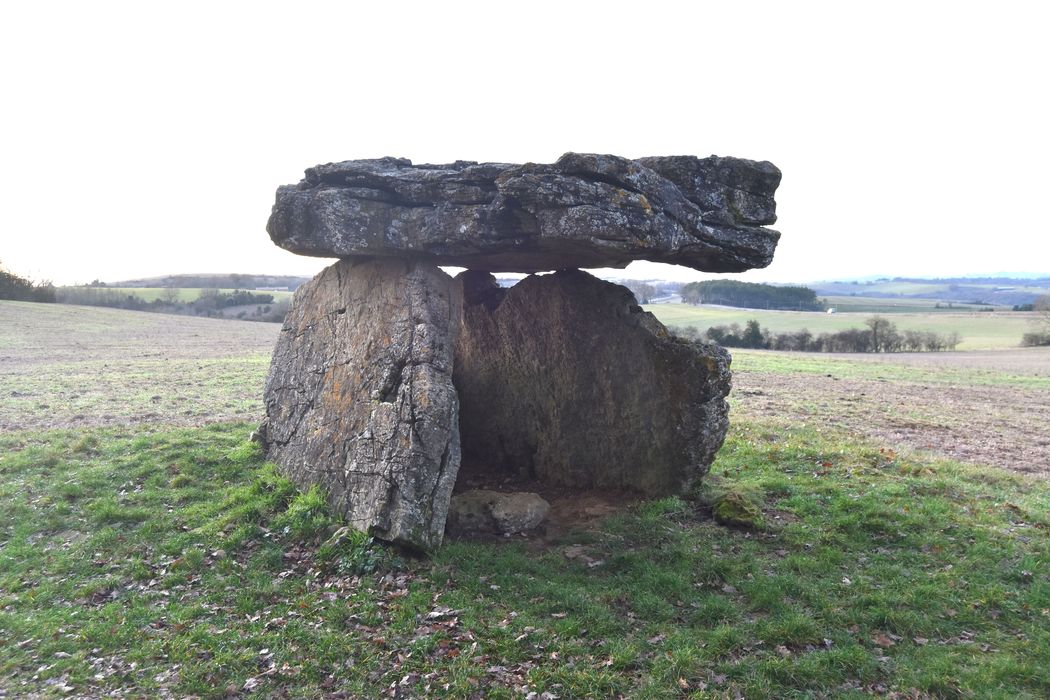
[2,1,1047,286]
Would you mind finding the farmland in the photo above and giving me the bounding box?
[808,278,1050,307]
[647,303,1037,350]
[815,296,986,313]
[1,300,1048,698]
[58,287,296,303]
[0,301,278,432]
[729,348,1050,476]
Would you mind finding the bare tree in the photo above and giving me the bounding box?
[865,315,897,353]
[1036,294,1050,333]
[161,284,180,305]
[624,281,657,304]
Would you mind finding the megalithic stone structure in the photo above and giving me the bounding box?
[262,153,781,550]
[266,152,780,273]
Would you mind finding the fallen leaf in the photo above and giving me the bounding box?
[563,545,587,559]
[872,633,896,648]
[425,606,460,620]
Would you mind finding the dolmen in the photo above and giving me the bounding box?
[261,153,781,549]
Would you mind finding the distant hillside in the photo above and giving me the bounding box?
[810,276,1050,307]
[107,273,312,291]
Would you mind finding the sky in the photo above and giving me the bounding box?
[2,1,1047,286]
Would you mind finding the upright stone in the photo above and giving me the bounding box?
[453,270,732,494]
[263,259,462,549]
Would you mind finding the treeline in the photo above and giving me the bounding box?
[0,263,56,303]
[56,287,288,322]
[681,280,824,311]
[106,273,309,290]
[884,275,1050,286]
[672,317,961,353]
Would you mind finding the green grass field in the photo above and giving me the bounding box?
[1,423,1047,698]
[647,304,1038,350]
[730,348,1050,390]
[817,296,986,313]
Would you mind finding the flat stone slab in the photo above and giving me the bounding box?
[262,259,462,550]
[267,152,780,273]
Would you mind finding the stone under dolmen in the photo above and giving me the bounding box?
[261,152,781,549]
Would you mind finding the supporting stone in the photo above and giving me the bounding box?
[453,269,731,495]
[263,258,462,550]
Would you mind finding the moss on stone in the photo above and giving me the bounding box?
[713,490,764,529]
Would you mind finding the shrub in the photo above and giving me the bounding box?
[0,263,56,303]
[1021,331,1050,347]
[677,318,962,353]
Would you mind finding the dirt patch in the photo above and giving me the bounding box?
[733,364,1050,476]
[813,348,1050,376]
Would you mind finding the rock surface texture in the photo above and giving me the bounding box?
[263,259,462,550]
[454,270,731,494]
[263,153,781,550]
[446,490,551,536]
[267,152,780,273]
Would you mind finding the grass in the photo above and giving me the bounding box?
[729,349,1050,390]
[0,301,278,431]
[646,304,1038,350]
[1,355,271,429]
[818,296,987,313]
[1,421,1047,698]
